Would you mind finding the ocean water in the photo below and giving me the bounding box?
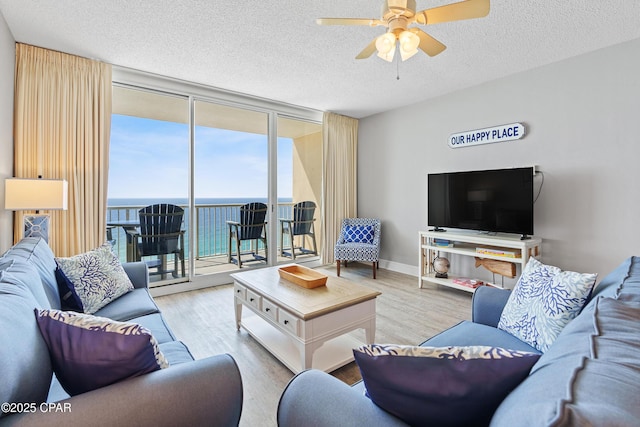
[107,197,294,259]
[108,197,290,206]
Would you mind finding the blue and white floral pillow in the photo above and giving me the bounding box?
[343,225,374,244]
[55,243,134,314]
[498,257,597,352]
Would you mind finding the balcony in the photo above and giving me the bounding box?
[107,202,317,280]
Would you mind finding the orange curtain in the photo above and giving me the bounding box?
[14,43,112,256]
[321,111,358,264]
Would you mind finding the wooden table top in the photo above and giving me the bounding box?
[231,265,381,320]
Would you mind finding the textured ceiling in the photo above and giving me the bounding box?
[1,1,639,118]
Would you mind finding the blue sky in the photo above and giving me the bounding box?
[108,115,293,199]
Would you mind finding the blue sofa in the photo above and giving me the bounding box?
[0,237,243,426]
[278,257,640,426]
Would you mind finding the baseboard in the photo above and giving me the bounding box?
[378,259,418,277]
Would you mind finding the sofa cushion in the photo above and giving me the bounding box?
[491,297,640,426]
[498,257,597,352]
[55,243,134,314]
[0,258,51,309]
[354,344,540,427]
[35,309,169,396]
[158,340,196,365]
[93,288,160,322]
[343,225,374,244]
[422,320,540,354]
[1,236,61,309]
[0,279,53,416]
[128,312,176,344]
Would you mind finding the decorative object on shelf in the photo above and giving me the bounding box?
[452,278,484,289]
[434,238,452,247]
[476,247,521,258]
[432,256,450,278]
[475,258,517,278]
[4,177,68,242]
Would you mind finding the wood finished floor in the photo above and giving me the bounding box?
[154,263,472,427]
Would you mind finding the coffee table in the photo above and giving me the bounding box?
[232,265,381,374]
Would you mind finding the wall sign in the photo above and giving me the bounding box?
[449,123,525,148]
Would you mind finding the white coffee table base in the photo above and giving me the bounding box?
[241,311,372,374]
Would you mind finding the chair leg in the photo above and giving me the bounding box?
[372,262,377,279]
[336,260,341,277]
[311,232,318,256]
[173,254,178,278]
[264,236,268,264]
[236,238,242,268]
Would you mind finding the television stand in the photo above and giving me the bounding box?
[429,227,447,232]
[418,230,542,293]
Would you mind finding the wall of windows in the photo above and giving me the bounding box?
[109,68,322,292]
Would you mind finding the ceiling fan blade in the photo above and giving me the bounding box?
[316,18,385,27]
[411,28,447,57]
[356,38,378,59]
[414,0,490,25]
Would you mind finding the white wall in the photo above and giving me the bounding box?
[358,37,640,283]
[0,11,14,253]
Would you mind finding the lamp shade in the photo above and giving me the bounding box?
[5,178,68,211]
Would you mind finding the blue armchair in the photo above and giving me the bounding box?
[334,218,381,279]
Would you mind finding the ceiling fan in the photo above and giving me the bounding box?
[317,0,490,62]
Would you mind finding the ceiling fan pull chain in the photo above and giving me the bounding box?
[396,45,400,80]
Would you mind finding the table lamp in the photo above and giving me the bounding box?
[4,177,68,242]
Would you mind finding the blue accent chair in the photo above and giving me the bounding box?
[334,218,381,279]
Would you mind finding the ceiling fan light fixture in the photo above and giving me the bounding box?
[377,48,396,62]
[318,0,490,63]
[398,30,420,60]
[375,32,396,62]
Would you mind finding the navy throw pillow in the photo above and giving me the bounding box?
[354,344,541,427]
[35,309,169,396]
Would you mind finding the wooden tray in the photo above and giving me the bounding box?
[278,265,328,289]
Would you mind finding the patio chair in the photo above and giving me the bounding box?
[280,201,318,260]
[334,218,381,279]
[106,225,116,246]
[127,203,186,279]
[227,202,268,268]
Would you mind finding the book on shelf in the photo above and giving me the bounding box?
[452,278,484,288]
[475,247,521,258]
[433,238,453,247]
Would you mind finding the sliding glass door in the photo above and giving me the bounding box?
[108,86,189,286]
[109,82,322,288]
[277,117,323,263]
[193,100,269,276]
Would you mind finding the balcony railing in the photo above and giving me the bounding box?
[107,202,294,264]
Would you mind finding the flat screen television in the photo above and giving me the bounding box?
[428,167,534,238]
